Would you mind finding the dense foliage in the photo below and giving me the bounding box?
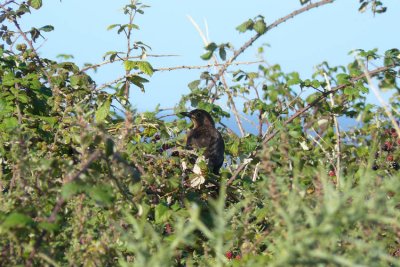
[1,0,400,266]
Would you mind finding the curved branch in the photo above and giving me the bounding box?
[206,0,336,92]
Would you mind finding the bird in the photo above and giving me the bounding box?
[180,109,225,175]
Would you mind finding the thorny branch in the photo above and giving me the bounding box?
[227,64,397,186]
[206,0,336,92]
[95,61,263,91]
[81,54,180,72]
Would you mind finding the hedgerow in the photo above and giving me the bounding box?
[0,0,399,266]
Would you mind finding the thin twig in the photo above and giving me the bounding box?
[358,59,400,137]
[155,61,262,72]
[95,61,262,91]
[187,16,246,137]
[81,54,179,72]
[324,73,341,188]
[206,0,335,92]
[0,0,15,8]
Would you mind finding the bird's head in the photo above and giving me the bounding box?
[180,109,215,128]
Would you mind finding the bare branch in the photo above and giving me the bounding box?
[81,54,180,72]
[95,61,263,91]
[0,0,15,8]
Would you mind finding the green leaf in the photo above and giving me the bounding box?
[105,138,114,157]
[39,25,54,32]
[28,0,42,9]
[124,60,138,71]
[219,46,227,61]
[311,80,321,88]
[37,116,58,126]
[205,42,217,52]
[289,130,301,139]
[253,19,267,34]
[137,61,154,76]
[107,24,120,31]
[236,19,254,33]
[200,51,213,60]
[229,140,240,157]
[188,80,200,90]
[61,182,83,199]
[56,54,74,60]
[155,203,170,224]
[344,86,356,96]
[124,60,153,75]
[287,73,301,86]
[127,75,149,92]
[336,73,351,85]
[103,51,119,60]
[2,72,17,86]
[2,117,18,130]
[2,213,33,229]
[38,221,59,231]
[89,185,113,205]
[95,96,111,123]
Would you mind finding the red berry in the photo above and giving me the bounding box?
[165,223,172,234]
[387,155,394,162]
[383,141,393,152]
[235,254,241,260]
[225,251,233,260]
[397,139,400,145]
[328,170,335,177]
[392,132,398,138]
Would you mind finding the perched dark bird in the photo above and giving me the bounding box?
[180,109,225,175]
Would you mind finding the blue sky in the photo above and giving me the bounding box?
[22,0,400,111]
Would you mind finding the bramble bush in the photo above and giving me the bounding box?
[1,0,400,266]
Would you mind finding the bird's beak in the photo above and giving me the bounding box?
[180,112,190,117]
